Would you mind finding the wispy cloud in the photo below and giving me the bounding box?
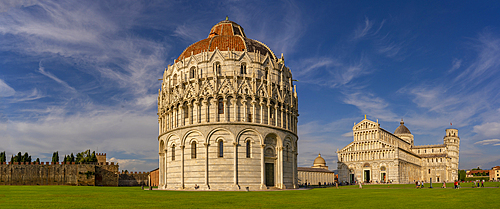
[0,78,15,97]
[353,17,374,39]
[343,92,398,121]
[449,58,462,73]
[473,122,500,137]
[37,61,76,92]
[292,55,371,88]
[455,31,500,86]
[474,139,500,146]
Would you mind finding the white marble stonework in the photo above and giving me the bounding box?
[157,19,299,190]
[337,117,460,184]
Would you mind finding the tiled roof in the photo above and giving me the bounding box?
[297,167,334,173]
[413,144,447,148]
[419,154,448,158]
[176,20,276,62]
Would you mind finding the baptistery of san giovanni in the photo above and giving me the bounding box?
[157,19,299,190]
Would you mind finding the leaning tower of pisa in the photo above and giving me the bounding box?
[157,19,298,190]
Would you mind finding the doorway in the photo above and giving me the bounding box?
[349,174,354,184]
[364,170,371,183]
[265,163,274,186]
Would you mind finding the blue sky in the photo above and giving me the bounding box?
[1,1,499,171]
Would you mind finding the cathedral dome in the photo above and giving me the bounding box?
[394,119,411,135]
[176,19,276,62]
[313,153,326,166]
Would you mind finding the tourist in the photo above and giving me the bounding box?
[481,180,484,187]
[358,181,363,189]
[442,181,446,188]
[194,184,199,189]
[416,181,419,189]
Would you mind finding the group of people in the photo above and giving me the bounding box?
[472,180,485,188]
[453,180,460,189]
[415,180,425,189]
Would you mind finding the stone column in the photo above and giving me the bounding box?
[242,100,247,122]
[204,143,209,189]
[292,150,296,188]
[285,108,289,130]
[280,107,284,129]
[251,99,256,123]
[212,100,218,122]
[164,151,167,189]
[223,98,228,122]
[173,107,177,128]
[267,103,271,125]
[193,101,199,124]
[232,97,237,122]
[233,142,239,189]
[188,103,193,125]
[158,118,161,135]
[274,105,279,126]
[260,144,266,189]
[277,146,283,188]
[259,102,264,124]
[180,145,185,189]
[159,153,163,187]
[203,100,208,123]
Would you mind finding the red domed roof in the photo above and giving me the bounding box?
[176,20,276,62]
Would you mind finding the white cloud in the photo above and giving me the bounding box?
[37,61,76,92]
[0,78,15,97]
[473,122,500,137]
[353,17,374,39]
[343,92,398,121]
[109,157,157,172]
[449,58,462,73]
[474,139,500,146]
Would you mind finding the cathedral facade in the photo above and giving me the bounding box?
[157,19,299,190]
[337,117,460,184]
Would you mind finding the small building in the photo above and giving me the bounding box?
[149,168,159,187]
[298,154,336,185]
[490,166,500,181]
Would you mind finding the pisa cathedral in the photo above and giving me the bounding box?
[337,117,460,184]
[156,19,298,190]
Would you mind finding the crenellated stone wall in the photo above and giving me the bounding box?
[0,162,123,186]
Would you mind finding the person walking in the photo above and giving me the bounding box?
[481,180,484,187]
[442,181,446,188]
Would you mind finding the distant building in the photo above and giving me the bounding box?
[298,154,336,185]
[490,166,500,181]
[466,169,490,177]
[337,117,460,184]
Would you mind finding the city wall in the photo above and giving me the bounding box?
[0,162,123,186]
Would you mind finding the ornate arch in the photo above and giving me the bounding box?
[181,130,205,146]
[236,128,263,145]
[206,127,235,145]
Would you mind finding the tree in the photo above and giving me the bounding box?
[15,152,22,163]
[75,150,97,164]
[70,153,75,162]
[458,170,466,181]
[0,151,6,163]
[52,151,59,163]
[35,158,40,164]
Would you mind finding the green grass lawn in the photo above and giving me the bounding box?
[1,183,499,208]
